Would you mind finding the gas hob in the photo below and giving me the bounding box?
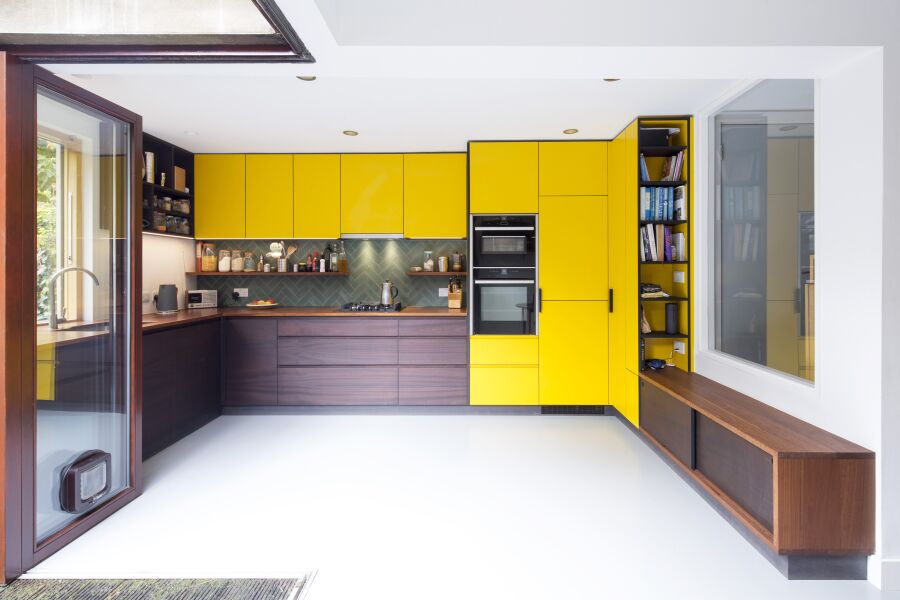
[340,302,403,312]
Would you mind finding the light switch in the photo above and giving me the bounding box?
[673,271,686,284]
[438,287,449,297]
[673,341,686,354]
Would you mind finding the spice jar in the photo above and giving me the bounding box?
[218,249,231,272]
[423,250,434,272]
[452,252,463,272]
[200,243,217,272]
[231,250,243,273]
[437,256,449,272]
[243,252,255,272]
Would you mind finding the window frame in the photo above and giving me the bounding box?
[695,80,818,406]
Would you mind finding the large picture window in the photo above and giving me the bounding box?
[713,80,815,382]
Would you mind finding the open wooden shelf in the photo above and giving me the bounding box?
[639,180,687,187]
[640,296,689,302]
[144,181,193,198]
[143,230,194,240]
[406,271,466,277]
[641,331,689,339]
[640,260,689,265]
[640,219,687,226]
[190,271,349,277]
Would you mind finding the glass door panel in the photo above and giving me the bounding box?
[34,86,132,542]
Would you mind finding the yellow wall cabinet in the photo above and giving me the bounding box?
[245,154,293,239]
[195,154,246,239]
[539,301,608,405]
[341,154,403,234]
[539,141,608,196]
[404,153,467,238]
[470,366,540,406]
[469,142,538,214]
[539,195,608,300]
[294,154,341,239]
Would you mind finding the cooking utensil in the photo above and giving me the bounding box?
[380,280,399,306]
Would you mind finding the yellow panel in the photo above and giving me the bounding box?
[294,154,341,239]
[767,300,800,376]
[539,141,608,196]
[469,142,538,213]
[470,366,539,405]
[195,154,246,239]
[36,343,55,401]
[623,369,639,427]
[608,130,628,412]
[620,121,640,373]
[798,138,814,211]
[539,301,608,405]
[766,194,799,301]
[470,336,538,365]
[403,153,467,238]
[767,138,799,195]
[539,195,607,300]
[246,154,293,238]
[341,154,404,234]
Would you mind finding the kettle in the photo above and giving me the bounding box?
[380,280,398,306]
[154,284,178,314]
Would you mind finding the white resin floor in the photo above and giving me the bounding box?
[25,415,898,600]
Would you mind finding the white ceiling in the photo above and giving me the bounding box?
[45,0,875,152]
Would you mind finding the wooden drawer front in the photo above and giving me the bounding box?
[470,336,538,365]
[278,367,398,405]
[470,366,539,405]
[399,337,468,365]
[639,380,694,467]
[399,367,468,405]
[696,414,774,533]
[279,337,397,366]
[224,318,277,406]
[398,318,467,337]
[278,317,398,337]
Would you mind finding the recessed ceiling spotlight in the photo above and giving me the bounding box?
[563,128,579,135]
[183,130,198,136]
[343,130,359,136]
[779,125,798,132]
[296,75,317,81]
[603,78,621,82]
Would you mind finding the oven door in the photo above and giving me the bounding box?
[472,224,536,268]
[472,280,536,335]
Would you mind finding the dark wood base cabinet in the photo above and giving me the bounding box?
[638,369,874,558]
[142,320,221,459]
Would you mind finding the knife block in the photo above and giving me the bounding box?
[448,288,462,309]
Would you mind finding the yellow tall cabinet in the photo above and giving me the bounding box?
[341,154,403,234]
[246,154,294,238]
[403,153,467,238]
[609,121,640,425]
[469,142,538,213]
[194,154,246,238]
[294,154,341,239]
[537,141,609,406]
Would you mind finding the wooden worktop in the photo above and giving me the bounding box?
[639,367,872,458]
[142,306,467,333]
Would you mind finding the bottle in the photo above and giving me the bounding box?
[338,240,348,273]
[257,255,264,272]
[313,250,319,272]
[323,244,333,272]
[306,253,312,271]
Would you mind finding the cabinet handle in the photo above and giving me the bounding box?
[538,288,542,313]
[609,289,614,313]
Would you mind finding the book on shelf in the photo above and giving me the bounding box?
[641,224,684,263]
[674,186,686,220]
[664,227,673,261]
[641,186,681,222]
[672,232,686,261]
[639,153,650,181]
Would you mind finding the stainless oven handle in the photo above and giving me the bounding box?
[473,279,535,284]
[473,226,535,231]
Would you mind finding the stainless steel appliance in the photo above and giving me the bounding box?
[471,215,536,268]
[341,302,402,312]
[186,289,217,309]
[470,215,538,335]
[380,280,399,306]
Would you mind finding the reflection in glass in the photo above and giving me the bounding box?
[714,80,815,382]
[35,87,131,541]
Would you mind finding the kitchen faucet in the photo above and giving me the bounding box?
[47,267,100,330]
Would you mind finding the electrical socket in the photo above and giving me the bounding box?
[673,271,686,284]
[438,287,449,297]
[142,290,152,303]
[673,341,686,354]
[234,288,249,298]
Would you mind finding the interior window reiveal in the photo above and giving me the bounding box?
[713,80,815,382]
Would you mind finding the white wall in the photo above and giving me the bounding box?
[140,233,197,314]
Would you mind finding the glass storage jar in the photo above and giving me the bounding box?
[200,243,217,272]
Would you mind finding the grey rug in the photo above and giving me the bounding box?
[0,576,307,600]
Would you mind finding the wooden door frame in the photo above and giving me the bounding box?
[0,53,143,582]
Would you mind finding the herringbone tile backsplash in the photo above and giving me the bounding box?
[196,239,467,308]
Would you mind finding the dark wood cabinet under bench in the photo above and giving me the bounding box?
[637,368,874,571]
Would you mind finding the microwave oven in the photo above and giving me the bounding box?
[186,290,217,309]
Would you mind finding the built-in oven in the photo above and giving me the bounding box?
[471,215,536,269]
[471,269,537,335]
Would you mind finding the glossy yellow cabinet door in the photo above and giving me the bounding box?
[469,142,538,213]
[622,369,639,427]
[607,131,628,414]
[341,154,403,234]
[246,154,294,238]
[539,195,607,300]
[403,153,467,238]
[470,366,540,405]
[194,154,246,239]
[470,336,539,365]
[539,301,608,405]
[539,141,608,196]
[294,154,340,239]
